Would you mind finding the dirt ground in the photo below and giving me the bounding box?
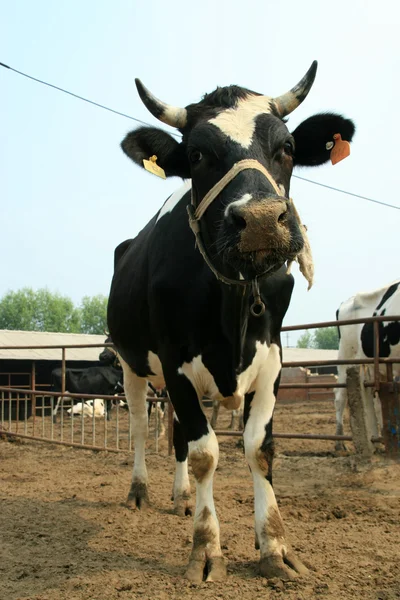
[1,398,400,600]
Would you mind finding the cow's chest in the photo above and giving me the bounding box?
[147,342,278,409]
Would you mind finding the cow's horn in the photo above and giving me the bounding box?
[273,61,318,118]
[135,79,188,128]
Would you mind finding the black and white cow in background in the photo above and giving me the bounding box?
[334,281,400,451]
[107,61,355,582]
[51,364,122,421]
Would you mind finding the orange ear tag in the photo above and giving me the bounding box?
[330,133,350,165]
[143,155,166,179]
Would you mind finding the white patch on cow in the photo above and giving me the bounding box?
[209,95,273,149]
[224,193,252,218]
[189,426,219,518]
[189,426,222,560]
[120,358,149,484]
[147,351,166,389]
[173,458,191,501]
[178,341,277,414]
[278,183,286,196]
[178,355,221,400]
[156,180,192,222]
[242,343,286,558]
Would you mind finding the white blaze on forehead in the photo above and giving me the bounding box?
[224,193,252,217]
[209,95,273,149]
[156,180,192,222]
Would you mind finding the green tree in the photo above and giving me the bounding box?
[313,327,339,350]
[296,331,313,348]
[79,294,108,335]
[296,327,339,350]
[0,288,81,332]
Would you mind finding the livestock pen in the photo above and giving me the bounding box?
[1,316,400,600]
[1,314,399,458]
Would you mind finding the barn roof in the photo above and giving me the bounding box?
[0,330,106,362]
[0,330,338,365]
[282,347,338,364]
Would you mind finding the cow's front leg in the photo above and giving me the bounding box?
[165,370,226,583]
[121,360,150,509]
[243,348,308,580]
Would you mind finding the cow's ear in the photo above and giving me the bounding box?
[121,127,190,178]
[291,113,355,167]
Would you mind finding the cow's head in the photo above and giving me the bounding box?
[99,335,120,368]
[121,62,355,280]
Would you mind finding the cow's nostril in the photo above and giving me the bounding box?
[227,206,247,231]
[233,215,247,230]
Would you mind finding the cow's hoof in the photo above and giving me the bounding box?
[173,492,192,517]
[185,559,205,583]
[126,481,150,510]
[259,552,308,580]
[205,557,227,582]
[255,533,260,550]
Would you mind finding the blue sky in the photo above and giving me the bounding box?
[1,1,399,345]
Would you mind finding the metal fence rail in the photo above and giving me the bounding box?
[0,386,166,453]
[1,314,399,458]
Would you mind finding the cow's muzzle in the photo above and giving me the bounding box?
[225,197,293,255]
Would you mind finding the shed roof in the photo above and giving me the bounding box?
[282,347,338,364]
[0,330,338,365]
[0,330,106,362]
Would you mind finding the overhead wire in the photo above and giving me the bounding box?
[1,61,399,211]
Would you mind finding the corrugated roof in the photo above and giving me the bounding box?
[0,330,338,365]
[0,330,107,361]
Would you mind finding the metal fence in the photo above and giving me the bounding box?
[0,314,399,458]
[0,342,168,453]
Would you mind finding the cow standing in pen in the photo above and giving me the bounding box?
[334,280,400,450]
[107,61,355,582]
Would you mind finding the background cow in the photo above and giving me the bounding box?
[334,280,400,450]
[51,365,122,421]
[108,61,354,581]
[66,398,105,418]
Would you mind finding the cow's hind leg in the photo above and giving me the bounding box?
[164,367,226,583]
[210,400,220,429]
[171,414,192,516]
[121,360,150,509]
[244,349,308,580]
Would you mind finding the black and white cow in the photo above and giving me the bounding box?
[334,281,400,450]
[108,61,355,582]
[51,365,122,421]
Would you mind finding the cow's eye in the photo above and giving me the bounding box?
[189,150,203,164]
[283,141,294,156]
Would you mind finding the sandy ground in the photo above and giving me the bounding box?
[1,398,400,600]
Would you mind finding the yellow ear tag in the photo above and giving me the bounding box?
[143,155,166,179]
[330,133,350,165]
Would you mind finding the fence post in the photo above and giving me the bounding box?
[346,366,375,458]
[379,380,400,459]
[31,361,36,435]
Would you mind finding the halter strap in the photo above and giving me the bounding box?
[191,159,282,219]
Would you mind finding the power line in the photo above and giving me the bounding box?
[293,175,400,211]
[0,60,172,132]
[1,61,400,211]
